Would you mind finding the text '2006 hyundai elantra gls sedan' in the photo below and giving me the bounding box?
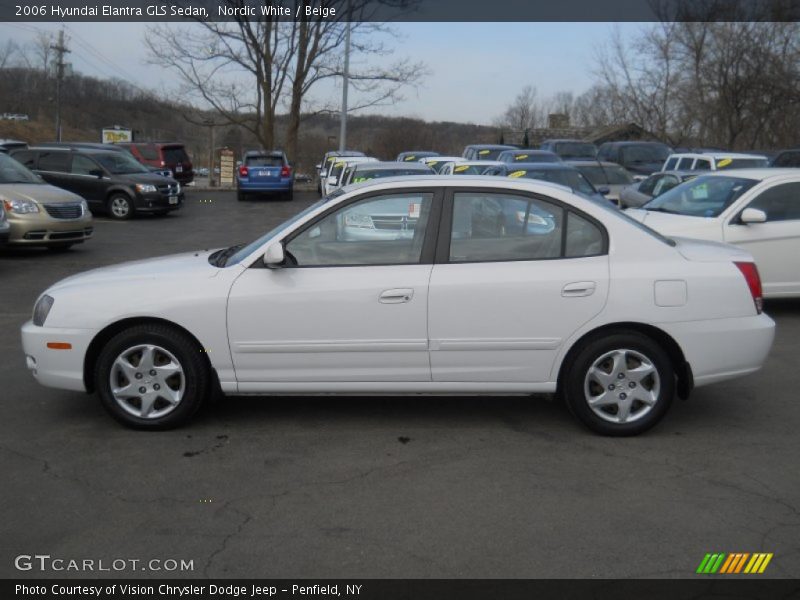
[21,177,775,435]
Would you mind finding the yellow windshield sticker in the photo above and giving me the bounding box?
[508,170,526,178]
[454,165,470,172]
[515,154,528,160]
[334,161,345,168]
[405,155,416,161]
[428,161,438,166]
[717,158,733,168]
[478,150,491,155]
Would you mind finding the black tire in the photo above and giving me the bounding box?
[94,323,210,430]
[562,330,674,436]
[284,188,294,201]
[237,190,245,201]
[107,193,134,220]
[47,244,74,252]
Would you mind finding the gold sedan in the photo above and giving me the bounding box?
[0,153,93,250]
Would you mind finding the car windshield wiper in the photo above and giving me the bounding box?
[211,243,245,267]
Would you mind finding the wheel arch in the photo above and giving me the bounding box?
[105,186,136,202]
[83,316,215,393]
[556,322,693,400]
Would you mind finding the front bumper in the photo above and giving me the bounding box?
[659,313,775,386]
[7,212,94,246]
[21,320,96,392]
[134,191,184,212]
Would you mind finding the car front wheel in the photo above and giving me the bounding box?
[108,194,134,220]
[563,331,674,436]
[94,324,210,429]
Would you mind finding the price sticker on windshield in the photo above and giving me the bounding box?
[515,154,529,160]
[454,165,470,172]
[408,203,421,218]
[509,170,527,178]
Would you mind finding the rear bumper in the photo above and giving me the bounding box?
[659,313,775,386]
[21,320,96,392]
[237,179,293,193]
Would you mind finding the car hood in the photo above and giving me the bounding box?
[48,250,228,293]
[625,208,720,236]
[625,162,662,175]
[0,183,84,204]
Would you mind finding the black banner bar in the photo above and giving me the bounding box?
[5,579,800,600]
[2,0,800,22]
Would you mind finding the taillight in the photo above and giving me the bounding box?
[281,165,292,178]
[238,165,248,177]
[734,261,763,314]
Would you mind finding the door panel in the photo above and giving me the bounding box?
[428,257,609,382]
[227,265,432,383]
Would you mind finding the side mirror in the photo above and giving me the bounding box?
[740,208,767,224]
[315,163,321,170]
[262,243,285,268]
[598,186,610,195]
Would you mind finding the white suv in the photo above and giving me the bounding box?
[662,152,768,172]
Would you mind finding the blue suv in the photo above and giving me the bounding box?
[237,150,293,201]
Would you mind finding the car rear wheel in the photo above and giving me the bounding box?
[94,324,210,429]
[563,331,674,436]
[108,194,134,220]
[237,190,245,201]
[285,188,294,201]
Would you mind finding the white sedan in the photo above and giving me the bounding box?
[626,169,800,297]
[21,177,774,435]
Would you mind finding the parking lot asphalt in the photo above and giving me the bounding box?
[1,188,799,579]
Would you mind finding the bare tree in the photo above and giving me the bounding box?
[498,85,544,133]
[146,0,425,159]
[23,31,53,73]
[0,40,19,69]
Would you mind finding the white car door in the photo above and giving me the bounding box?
[724,180,800,297]
[227,189,440,387]
[428,190,610,383]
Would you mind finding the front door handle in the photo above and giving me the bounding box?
[379,288,414,304]
[562,281,596,297]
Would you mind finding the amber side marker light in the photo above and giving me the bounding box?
[46,342,72,350]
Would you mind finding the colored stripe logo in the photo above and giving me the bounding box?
[696,553,773,574]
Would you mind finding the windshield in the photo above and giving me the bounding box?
[247,155,284,167]
[222,195,335,266]
[476,148,507,161]
[0,153,42,184]
[644,175,757,217]
[453,164,488,175]
[555,142,596,159]
[577,165,634,186]
[94,152,150,174]
[621,144,671,163]
[512,168,596,195]
[351,168,432,182]
[509,151,559,163]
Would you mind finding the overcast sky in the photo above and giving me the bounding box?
[1,21,645,125]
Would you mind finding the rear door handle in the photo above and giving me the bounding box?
[562,281,596,297]
[379,288,414,304]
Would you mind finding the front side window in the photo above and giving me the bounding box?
[449,193,564,262]
[664,157,679,171]
[746,182,800,222]
[38,151,70,173]
[286,192,434,266]
[638,175,660,196]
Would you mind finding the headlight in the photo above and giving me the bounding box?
[135,184,158,194]
[175,181,181,194]
[33,295,54,327]
[344,213,375,229]
[80,199,89,215]
[3,198,40,214]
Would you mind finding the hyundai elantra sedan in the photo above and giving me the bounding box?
[21,177,775,435]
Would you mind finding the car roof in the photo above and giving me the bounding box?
[668,152,768,160]
[27,146,121,155]
[502,149,555,154]
[465,144,516,150]
[500,162,577,170]
[542,139,593,144]
[703,168,800,180]
[566,160,623,167]
[343,174,573,194]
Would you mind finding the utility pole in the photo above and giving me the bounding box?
[338,18,351,152]
[50,29,70,142]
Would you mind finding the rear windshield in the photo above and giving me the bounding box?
[246,155,284,167]
[163,146,189,163]
[475,148,507,161]
[715,157,769,169]
[508,151,559,163]
[554,142,596,159]
[452,164,488,175]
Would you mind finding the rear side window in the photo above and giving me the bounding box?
[693,159,712,170]
[38,151,70,172]
[566,212,605,257]
[676,157,694,170]
[664,157,679,171]
[135,144,159,160]
[246,155,284,167]
[163,146,189,163]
